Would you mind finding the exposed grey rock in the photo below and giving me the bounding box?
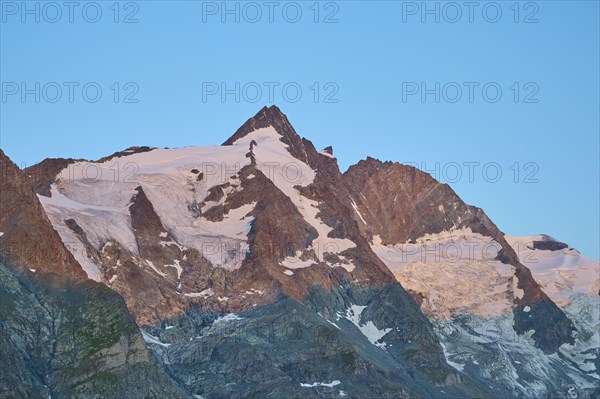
[0,260,188,399]
[144,289,492,399]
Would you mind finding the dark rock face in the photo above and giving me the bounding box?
[143,288,492,399]
[343,157,484,244]
[114,185,228,325]
[532,240,569,251]
[306,285,452,380]
[23,157,83,197]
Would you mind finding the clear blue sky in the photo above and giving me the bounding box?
[1,1,598,258]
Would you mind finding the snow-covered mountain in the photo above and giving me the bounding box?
[1,106,598,398]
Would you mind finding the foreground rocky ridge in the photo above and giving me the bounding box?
[0,261,187,399]
[1,106,597,398]
[142,284,497,399]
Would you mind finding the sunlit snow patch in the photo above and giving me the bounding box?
[141,331,171,348]
[281,252,316,269]
[184,288,214,298]
[214,313,243,324]
[39,142,257,277]
[338,305,391,349]
[300,380,341,388]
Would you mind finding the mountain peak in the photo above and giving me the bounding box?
[256,104,286,121]
[223,105,311,163]
[223,105,295,145]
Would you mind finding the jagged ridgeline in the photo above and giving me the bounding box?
[0,106,598,398]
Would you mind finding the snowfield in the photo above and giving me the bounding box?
[39,126,359,281]
[506,235,600,307]
[40,143,255,278]
[371,228,521,319]
[336,305,391,349]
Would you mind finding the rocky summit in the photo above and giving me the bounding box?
[1,106,598,398]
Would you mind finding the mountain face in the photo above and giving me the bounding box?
[0,150,187,398]
[1,106,598,398]
[343,158,576,351]
[343,159,598,396]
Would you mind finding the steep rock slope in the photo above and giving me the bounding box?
[343,158,575,353]
[0,262,187,399]
[0,149,85,279]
